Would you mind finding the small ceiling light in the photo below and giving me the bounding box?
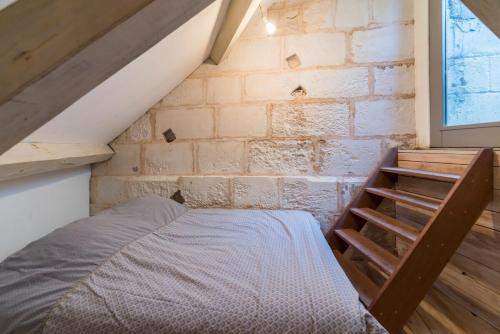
[259,4,277,36]
[265,21,277,35]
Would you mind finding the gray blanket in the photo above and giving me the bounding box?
[0,196,386,333]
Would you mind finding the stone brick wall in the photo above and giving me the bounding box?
[445,0,500,126]
[91,0,416,231]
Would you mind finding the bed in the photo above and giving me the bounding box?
[0,196,386,333]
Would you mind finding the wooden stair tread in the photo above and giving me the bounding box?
[335,228,399,275]
[366,187,442,211]
[381,166,461,182]
[350,208,420,242]
[333,250,379,307]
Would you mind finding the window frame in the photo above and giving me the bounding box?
[429,0,500,148]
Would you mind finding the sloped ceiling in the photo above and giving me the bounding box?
[24,0,229,145]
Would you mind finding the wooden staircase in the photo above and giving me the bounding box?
[326,148,493,333]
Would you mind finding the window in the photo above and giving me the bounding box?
[430,0,500,147]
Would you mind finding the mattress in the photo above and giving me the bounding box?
[0,196,386,334]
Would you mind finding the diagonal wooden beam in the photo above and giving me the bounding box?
[461,0,500,38]
[209,0,261,64]
[0,0,153,106]
[0,0,216,156]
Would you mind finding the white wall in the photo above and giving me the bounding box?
[0,166,90,261]
[414,0,431,148]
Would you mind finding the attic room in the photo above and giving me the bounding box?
[0,0,498,333]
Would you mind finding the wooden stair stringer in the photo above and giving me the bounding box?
[333,250,379,306]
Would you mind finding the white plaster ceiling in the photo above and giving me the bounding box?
[24,0,228,145]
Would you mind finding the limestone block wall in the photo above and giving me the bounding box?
[91,0,416,230]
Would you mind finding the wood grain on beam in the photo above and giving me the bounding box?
[210,0,261,64]
[0,143,114,182]
[0,0,153,105]
[462,0,500,38]
[0,0,215,156]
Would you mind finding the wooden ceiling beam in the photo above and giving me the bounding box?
[0,0,153,107]
[0,0,215,156]
[0,143,114,181]
[209,0,261,64]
